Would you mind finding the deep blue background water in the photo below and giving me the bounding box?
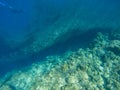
[0,0,119,43]
[0,0,120,77]
[0,0,34,76]
[0,0,69,43]
[0,0,33,42]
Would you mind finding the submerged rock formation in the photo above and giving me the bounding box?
[0,0,120,76]
[1,0,119,56]
[18,0,120,55]
[0,33,120,90]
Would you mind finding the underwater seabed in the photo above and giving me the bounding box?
[0,0,120,89]
[0,12,120,90]
[0,30,120,90]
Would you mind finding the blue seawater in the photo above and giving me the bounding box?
[0,0,120,89]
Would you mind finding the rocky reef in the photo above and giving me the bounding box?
[0,0,120,90]
[0,32,119,90]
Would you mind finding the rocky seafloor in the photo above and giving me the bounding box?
[0,0,120,90]
[0,31,119,90]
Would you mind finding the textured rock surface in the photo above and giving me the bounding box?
[0,33,120,90]
[0,0,120,89]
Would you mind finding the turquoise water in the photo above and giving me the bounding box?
[0,0,120,90]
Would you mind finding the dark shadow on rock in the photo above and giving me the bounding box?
[0,54,36,77]
[0,37,13,57]
[0,27,113,77]
[31,27,113,60]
